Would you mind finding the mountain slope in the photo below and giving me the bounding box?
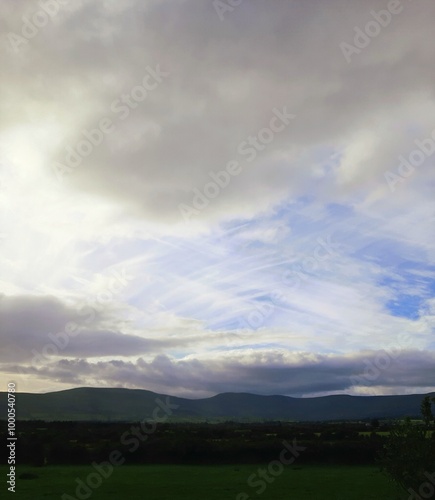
[0,387,433,422]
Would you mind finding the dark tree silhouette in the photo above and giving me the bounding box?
[380,397,435,495]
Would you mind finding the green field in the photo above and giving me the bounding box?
[2,464,405,500]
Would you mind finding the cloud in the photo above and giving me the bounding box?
[1,0,435,396]
[2,0,435,227]
[0,294,171,362]
[5,349,435,398]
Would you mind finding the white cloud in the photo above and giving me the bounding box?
[1,0,434,395]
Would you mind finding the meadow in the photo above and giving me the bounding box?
[1,464,403,500]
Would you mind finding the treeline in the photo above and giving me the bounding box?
[1,420,431,466]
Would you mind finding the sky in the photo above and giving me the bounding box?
[0,0,435,398]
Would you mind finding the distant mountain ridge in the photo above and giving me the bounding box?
[1,387,433,422]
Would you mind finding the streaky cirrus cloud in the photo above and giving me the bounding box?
[1,0,434,396]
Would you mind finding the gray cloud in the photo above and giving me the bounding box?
[2,0,435,225]
[0,294,78,362]
[2,0,435,396]
[6,349,435,398]
[0,294,172,362]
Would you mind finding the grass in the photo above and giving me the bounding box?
[1,464,404,499]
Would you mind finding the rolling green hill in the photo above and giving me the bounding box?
[1,387,433,422]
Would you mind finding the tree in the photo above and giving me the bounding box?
[421,396,435,429]
[379,397,435,494]
[380,417,432,493]
[370,418,380,430]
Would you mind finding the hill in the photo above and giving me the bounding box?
[1,387,433,422]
